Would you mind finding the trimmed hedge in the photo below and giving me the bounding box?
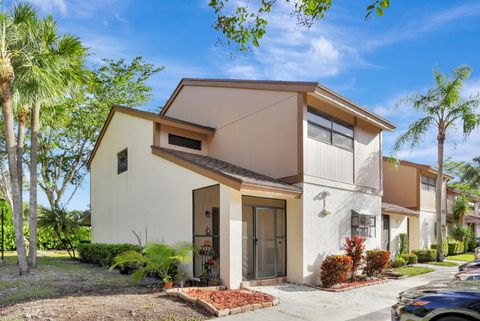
[400,253,418,265]
[392,256,406,268]
[364,250,390,276]
[399,233,409,255]
[320,255,352,288]
[448,241,464,255]
[412,249,435,263]
[431,243,448,257]
[78,243,142,267]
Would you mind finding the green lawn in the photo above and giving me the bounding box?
[427,261,458,267]
[0,251,210,321]
[446,253,475,262]
[393,266,435,277]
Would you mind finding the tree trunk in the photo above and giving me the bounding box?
[436,138,445,262]
[0,64,29,274]
[28,100,41,268]
[16,108,26,207]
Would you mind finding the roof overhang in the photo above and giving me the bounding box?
[311,86,396,131]
[382,202,420,217]
[87,105,215,169]
[151,146,302,199]
[383,157,454,181]
[160,78,396,131]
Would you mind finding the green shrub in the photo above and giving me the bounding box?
[399,233,409,255]
[320,255,352,288]
[364,250,390,276]
[431,242,448,257]
[400,253,418,265]
[78,243,142,267]
[412,249,435,263]
[2,214,90,251]
[448,241,464,255]
[392,256,406,268]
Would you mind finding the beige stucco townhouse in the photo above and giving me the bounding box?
[88,79,396,289]
[382,158,453,257]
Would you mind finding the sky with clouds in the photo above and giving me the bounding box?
[18,0,480,210]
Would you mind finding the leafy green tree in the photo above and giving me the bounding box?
[394,65,480,262]
[209,0,390,51]
[110,242,194,283]
[462,156,480,190]
[452,194,472,226]
[38,57,162,210]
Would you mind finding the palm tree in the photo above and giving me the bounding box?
[452,194,472,226]
[16,15,86,268]
[38,206,82,259]
[110,242,195,283]
[394,65,480,262]
[0,3,38,274]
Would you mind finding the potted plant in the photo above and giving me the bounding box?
[109,241,195,289]
[175,272,187,288]
[163,275,174,289]
[199,270,209,286]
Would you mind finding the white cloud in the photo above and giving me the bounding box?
[28,0,67,15]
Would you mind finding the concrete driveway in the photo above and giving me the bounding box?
[224,264,458,321]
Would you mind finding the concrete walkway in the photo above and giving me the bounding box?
[224,264,458,321]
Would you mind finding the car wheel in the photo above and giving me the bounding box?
[436,316,472,321]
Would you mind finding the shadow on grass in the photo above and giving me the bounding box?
[0,251,160,309]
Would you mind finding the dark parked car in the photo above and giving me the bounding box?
[455,268,480,281]
[392,281,480,321]
[459,260,480,272]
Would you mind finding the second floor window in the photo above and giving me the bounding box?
[168,134,202,151]
[421,175,436,191]
[307,107,354,151]
[117,149,128,174]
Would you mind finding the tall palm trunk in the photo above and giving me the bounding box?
[16,108,27,205]
[436,133,445,262]
[28,100,40,267]
[0,62,28,274]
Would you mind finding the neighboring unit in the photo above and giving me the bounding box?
[88,78,395,288]
[382,158,452,257]
[446,187,480,237]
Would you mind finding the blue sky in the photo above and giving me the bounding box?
[22,0,480,210]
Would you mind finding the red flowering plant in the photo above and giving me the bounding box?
[343,236,365,281]
[364,250,390,277]
[320,255,352,288]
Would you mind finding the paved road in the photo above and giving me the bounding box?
[224,264,458,321]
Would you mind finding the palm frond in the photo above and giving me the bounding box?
[109,250,147,271]
[393,116,434,152]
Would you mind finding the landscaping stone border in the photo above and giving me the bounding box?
[166,287,279,317]
[318,278,388,292]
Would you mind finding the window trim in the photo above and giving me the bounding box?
[168,133,202,151]
[117,148,128,174]
[421,175,436,191]
[307,106,354,152]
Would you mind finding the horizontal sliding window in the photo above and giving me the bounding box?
[307,107,354,151]
[168,134,202,151]
[421,175,436,191]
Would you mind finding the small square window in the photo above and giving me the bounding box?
[117,149,128,174]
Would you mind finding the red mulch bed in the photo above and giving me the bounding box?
[321,278,386,292]
[187,289,274,310]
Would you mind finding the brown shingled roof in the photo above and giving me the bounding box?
[382,202,419,217]
[151,146,302,197]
